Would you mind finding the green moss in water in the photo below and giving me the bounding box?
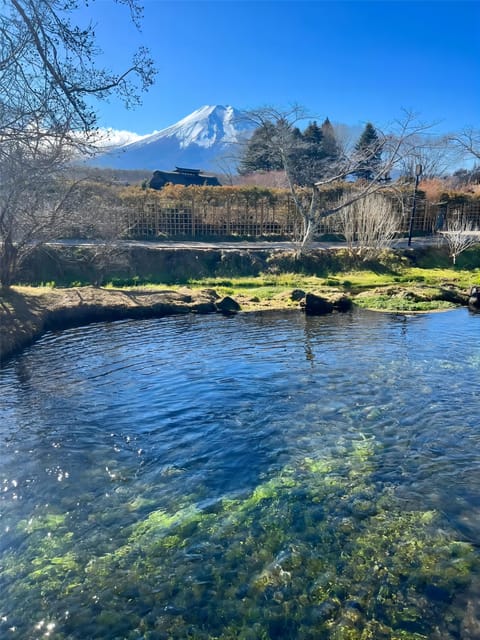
[1,439,478,639]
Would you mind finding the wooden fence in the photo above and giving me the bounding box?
[124,192,299,239]
[122,191,480,240]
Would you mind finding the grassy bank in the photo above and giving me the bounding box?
[1,260,478,364]
[185,266,475,312]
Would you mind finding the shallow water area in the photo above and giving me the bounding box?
[1,308,480,639]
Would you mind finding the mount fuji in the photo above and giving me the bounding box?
[91,105,254,172]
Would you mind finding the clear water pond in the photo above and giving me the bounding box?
[1,308,480,639]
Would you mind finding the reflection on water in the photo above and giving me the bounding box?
[1,308,480,638]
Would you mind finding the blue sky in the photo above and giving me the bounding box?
[80,0,479,136]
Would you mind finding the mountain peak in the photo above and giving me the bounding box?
[187,104,228,117]
[92,105,254,171]
[140,104,243,150]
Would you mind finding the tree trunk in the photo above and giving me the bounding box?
[0,237,18,288]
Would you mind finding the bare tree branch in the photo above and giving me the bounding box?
[439,212,480,264]
[241,107,435,252]
[335,192,402,259]
[0,0,156,287]
[450,127,480,161]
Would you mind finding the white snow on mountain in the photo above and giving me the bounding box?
[90,105,254,171]
[94,128,155,149]
[132,105,243,149]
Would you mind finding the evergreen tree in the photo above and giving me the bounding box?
[292,121,326,185]
[292,117,341,182]
[240,118,341,185]
[239,122,284,174]
[303,121,323,146]
[285,124,308,185]
[320,118,341,166]
[353,123,383,181]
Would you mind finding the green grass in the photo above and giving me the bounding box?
[334,267,479,290]
[187,267,479,296]
[354,295,457,312]
[18,264,475,314]
[21,264,480,298]
[338,270,400,289]
[401,267,480,288]
[184,268,478,312]
[187,274,318,289]
[186,274,327,302]
[102,282,179,292]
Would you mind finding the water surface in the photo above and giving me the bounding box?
[1,308,480,639]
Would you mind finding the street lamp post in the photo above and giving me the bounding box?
[407,164,423,247]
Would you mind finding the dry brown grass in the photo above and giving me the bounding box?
[419,178,450,202]
[420,178,480,202]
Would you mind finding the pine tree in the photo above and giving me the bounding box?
[320,118,341,165]
[292,121,326,185]
[353,123,383,181]
[240,118,341,185]
[239,122,284,174]
[303,121,323,146]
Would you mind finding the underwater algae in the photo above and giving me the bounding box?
[1,438,477,640]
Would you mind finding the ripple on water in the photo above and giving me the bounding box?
[1,308,480,637]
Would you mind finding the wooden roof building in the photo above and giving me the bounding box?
[149,167,221,190]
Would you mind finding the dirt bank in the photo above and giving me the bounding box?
[0,286,223,363]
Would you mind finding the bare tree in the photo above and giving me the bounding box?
[66,179,134,286]
[0,0,154,145]
[450,128,480,162]
[242,107,433,252]
[0,132,82,286]
[335,192,402,259]
[0,0,155,288]
[398,134,460,179]
[439,212,480,264]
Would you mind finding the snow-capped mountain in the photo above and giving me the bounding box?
[91,105,254,172]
